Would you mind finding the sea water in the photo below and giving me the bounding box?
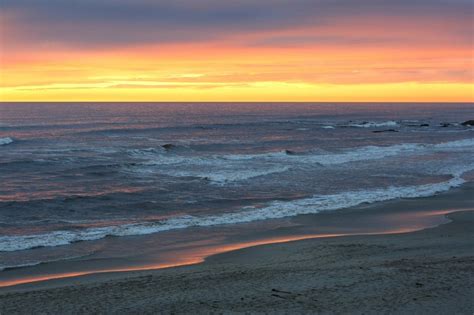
[0,102,473,271]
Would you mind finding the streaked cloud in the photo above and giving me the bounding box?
[0,0,472,101]
[2,0,471,47]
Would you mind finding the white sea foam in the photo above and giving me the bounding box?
[129,150,292,183]
[170,166,291,183]
[433,138,474,149]
[0,165,471,252]
[348,121,399,128]
[222,143,421,165]
[128,138,474,184]
[214,138,474,165]
[0,137,13,146]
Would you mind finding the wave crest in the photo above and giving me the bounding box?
[348,121,399,128]
[0,137,13,146]
[1,168,470,252]
[127,138,474,184]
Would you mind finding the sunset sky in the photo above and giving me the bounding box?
[1,0,473,102]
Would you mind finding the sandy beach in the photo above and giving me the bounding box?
[1,189,473,314]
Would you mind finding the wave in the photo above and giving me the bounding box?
[433,138,474,149]
[1,166,471,252]
[0,137,13,146]
[135,138,474,165]
[183,138,472,165]
[129,156,291,184]
[128,149,292,184]
[171,166,291,183]
[221,143,421,165]
[0,252,98,271]
[347,121,399,128]
[127,138,474,184]
[0,261,50,272]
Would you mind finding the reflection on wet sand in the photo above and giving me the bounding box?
[3,207,472,289]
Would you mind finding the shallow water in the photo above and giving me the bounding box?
[0,103,473,271]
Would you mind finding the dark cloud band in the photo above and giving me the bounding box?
[2,0,472,47]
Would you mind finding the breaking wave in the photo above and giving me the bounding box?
[0,137,13,146]
[1,165,471,252]
[347,121,399,128]
[127,138,474,184]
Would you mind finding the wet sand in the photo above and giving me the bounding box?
[0,189,473,313]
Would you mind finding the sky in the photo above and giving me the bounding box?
[0,0,473,102]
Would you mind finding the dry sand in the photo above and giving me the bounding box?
[0,209,473,314]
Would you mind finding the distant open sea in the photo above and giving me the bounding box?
[0,103,473,272]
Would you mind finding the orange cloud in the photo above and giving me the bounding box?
[1,2,472,101]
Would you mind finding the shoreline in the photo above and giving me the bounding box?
[0,182,473,291]
[0,184,473,313]
[0,209,465,291]
[1,211,472,313]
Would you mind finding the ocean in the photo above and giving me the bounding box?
[0,102,473,277]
